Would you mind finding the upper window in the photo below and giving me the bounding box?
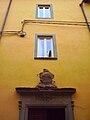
[34,34,57,59]
[36,4,53,19]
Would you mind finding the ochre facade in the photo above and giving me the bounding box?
[0,0,90,120]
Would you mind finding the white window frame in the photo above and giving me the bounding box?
[36,4,54,19]
[37,37,54,58]
[34,34,57,59]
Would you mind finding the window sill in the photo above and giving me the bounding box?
[34,57,57,60]
[36,17,53,19]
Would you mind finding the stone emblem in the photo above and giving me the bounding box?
[36,69,57,89]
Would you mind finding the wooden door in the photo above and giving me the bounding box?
[28,108,47,120]
[28,108,65,120]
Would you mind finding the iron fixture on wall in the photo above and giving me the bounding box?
[0,0,26,40]
[1,30,26,37]
[80,0,90,31]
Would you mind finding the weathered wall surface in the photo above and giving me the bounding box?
[0,0,90,120]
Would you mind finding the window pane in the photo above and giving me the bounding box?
[45,7,51,18]
[46,39,52,57]
[38,7,43,18]
[37,39,44,57]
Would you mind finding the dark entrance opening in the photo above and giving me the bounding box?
[28,107,65,120]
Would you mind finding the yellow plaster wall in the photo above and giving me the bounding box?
[0,0,90,120]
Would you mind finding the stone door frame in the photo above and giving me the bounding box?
[16,88,76,120]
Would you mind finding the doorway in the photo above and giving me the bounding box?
[28,107,65,120]
[16,87,76,120]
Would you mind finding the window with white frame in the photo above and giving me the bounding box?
[34,34,57,59]
[36,4,53,19]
